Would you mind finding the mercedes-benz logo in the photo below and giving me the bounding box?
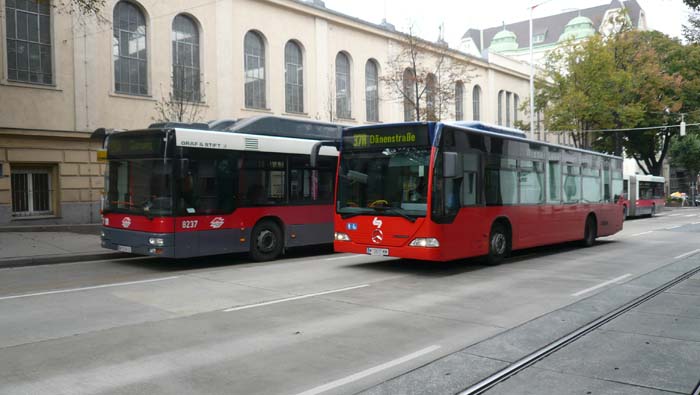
[371,229,384,244]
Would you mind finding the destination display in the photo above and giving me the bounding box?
[108,133,164,158]
[343,126,430,150]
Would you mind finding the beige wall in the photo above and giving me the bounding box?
[0,0,532,223]
[0,0,531,132]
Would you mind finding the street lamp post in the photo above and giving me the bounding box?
[528,1,552,141]
[529,5,534,140]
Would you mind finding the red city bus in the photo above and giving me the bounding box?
[323,121,624,264]
[101,116,340,261]
[621,174,665,218]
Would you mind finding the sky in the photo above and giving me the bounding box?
[321,0,690,47]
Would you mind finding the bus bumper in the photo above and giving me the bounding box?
[334,241,446,261]
[101,227,176,258]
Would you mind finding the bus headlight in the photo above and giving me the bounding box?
[409,238,440,247]
[335,232,351,241]
[100,231,105,238]
[148,237,164,246]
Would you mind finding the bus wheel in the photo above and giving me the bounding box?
[487,222,510,265]
[250,221,283,262]
[582,216,597,247]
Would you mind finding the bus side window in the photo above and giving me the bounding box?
[547,160,561,203]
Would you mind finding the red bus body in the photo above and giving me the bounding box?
[332,122,624,262]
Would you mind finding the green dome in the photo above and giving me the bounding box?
[558,15,595,42]
[489,29,518,53]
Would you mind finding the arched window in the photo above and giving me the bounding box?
[472,85,481,121]
[6,0,52,84]
[455,81,464,121]
[172,14,200,102]
[426,73,436,121]
[497,90,504,125]
[285,40,303,113]
[244,31,266,109]
[506,92,512,127]
[365,60,379,122]
[113,1,148,95]
[513,94,519,124]
[335,52,351,119]
[403,68,415,121]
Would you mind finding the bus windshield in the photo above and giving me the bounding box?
[337,147,431,218]
[105,159,174,216]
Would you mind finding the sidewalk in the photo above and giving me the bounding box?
[0,229,127,268]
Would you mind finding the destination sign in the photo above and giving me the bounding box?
[344,126,430,149]
[108,134,163,157]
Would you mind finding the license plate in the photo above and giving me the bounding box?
[117,245,132,253]
[366,247,389,256]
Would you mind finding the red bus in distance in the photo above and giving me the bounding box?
[100,116,340,261]
[621,174,665,218]
[327,121,624,264]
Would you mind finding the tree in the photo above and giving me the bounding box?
[381,26,474,121]
[536,29,684,175]
[153,72,206,124]
[683,0,700,43]
[670,133,700,204]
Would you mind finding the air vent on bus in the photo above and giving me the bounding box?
[244,138,259,150]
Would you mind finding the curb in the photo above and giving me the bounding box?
[0,224,101,234]
[0,252,131,269]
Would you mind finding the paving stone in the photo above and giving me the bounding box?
[488,366,677,395]
[536,330,700,394]
[601,310,700,343]
[464,309,594,363]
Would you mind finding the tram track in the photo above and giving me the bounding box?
[457,263,700,395]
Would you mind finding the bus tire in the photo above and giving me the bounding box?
[487,222,510,265]
[582,216,597,247]
[250,220,283,262]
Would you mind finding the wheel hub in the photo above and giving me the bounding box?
[257,230,276,252]
[492,233,506,255]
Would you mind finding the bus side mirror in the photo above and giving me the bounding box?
[443,152,462,178]
[311,140,339,167]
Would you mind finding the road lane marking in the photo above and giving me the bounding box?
[666,225,682,230]
[294,345,441,395]
[572,274,632,297]
[674,249,700,260]
[223,284,369,312]
[630,231,653,237]
[670,214,682,217]
[0,276,181,301]
[685,214,697,217]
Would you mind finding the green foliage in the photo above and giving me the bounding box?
[537,30,686,175]
[670,133,700,180]
[685,0,700,9]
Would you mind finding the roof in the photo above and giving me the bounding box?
[463,0,643,52]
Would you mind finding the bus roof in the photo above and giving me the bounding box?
[345,121,622,161]
[212,115,343,141]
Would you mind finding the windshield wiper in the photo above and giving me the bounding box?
[371,206,417,222]
[340,212,364,219]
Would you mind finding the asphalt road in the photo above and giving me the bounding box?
[2,208,700,395]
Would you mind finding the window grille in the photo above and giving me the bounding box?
[11,168,53,217]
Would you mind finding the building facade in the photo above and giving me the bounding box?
[0,0,531,225]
